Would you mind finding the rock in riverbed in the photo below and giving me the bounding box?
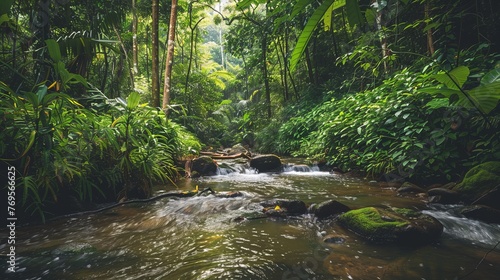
[337,207,443,245]
[250,154,282,172]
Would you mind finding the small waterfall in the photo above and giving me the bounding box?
[216,165,258,175]
[423,206,500,246]
[216,166,234,175]
[282,164,320,172]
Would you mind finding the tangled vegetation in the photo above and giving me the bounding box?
[2,0,500,222]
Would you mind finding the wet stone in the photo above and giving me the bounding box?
[313,200,350,220]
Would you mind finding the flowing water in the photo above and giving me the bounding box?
[2,159,500,279]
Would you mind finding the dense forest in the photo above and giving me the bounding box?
[1,0,500,222]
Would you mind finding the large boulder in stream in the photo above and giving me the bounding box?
[337,207,443,245]
[452,161,500,203]
[250,154,282,172]
[190,156,218,177]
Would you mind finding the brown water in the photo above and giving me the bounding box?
[2,161,500,279]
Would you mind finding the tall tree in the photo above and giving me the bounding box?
[185,2,205,95]
[151,0,160,107]
[132,0,139,75]
[162,0,178,115]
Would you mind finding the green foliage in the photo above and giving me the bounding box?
[423,66,500,114]
[289,0,356,72]
[258,65,500,180]
[453,161,500,201]
[1,82,199,221]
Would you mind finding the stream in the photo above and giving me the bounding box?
[2,159,500,279]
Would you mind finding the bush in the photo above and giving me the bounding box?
[0,87,199,221]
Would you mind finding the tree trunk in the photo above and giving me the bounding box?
[185,3,204,95]
[425,1,435,56]
[162,0,178,116]
[32,0,51,84]
[132,0,139,75]
[218,1,225,69]
[372,0,389,74]
[276,37,289,101]
[151,0,160,107]
[113,24,134,89]
[305,46,315,85]
[262,33,271,119]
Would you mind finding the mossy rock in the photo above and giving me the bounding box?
[453,161,500,202]
[338,207,443,245]
[191,156,218,176]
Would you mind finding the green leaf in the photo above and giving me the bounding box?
[435,136,445,145]
[364,9,376,26]
[0,13,11,25]
[323,3,334,31]
[384,118,395,124]
[464,81,500,113]
[425,98,450,109]
[346,0,363,27]
[45,39,62,62]
[20,130,37,158]
[290,0,346,72]
[0,81,14,94]
[481,68,500,85]
[431,66,469,90]
[420,87,462,98]
[236,0,257,9]
[36,85,48,104]
[126,92,141,110]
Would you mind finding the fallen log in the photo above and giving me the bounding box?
[200,151,251,160]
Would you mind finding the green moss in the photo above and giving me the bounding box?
[454,161,500,200]
[393,207,420,218]
[338,207,408,239]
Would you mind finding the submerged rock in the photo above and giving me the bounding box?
[263,208,288,218]
[337,207,443,245]
[323,234,347,244]
[261,199,307,215]
[249,154,282,172]
[216,191,243,198]
[313,200,350,219]
[452,161,500,202]
[397,182,426,194]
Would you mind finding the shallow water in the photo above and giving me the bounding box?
[2,160,500,279]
